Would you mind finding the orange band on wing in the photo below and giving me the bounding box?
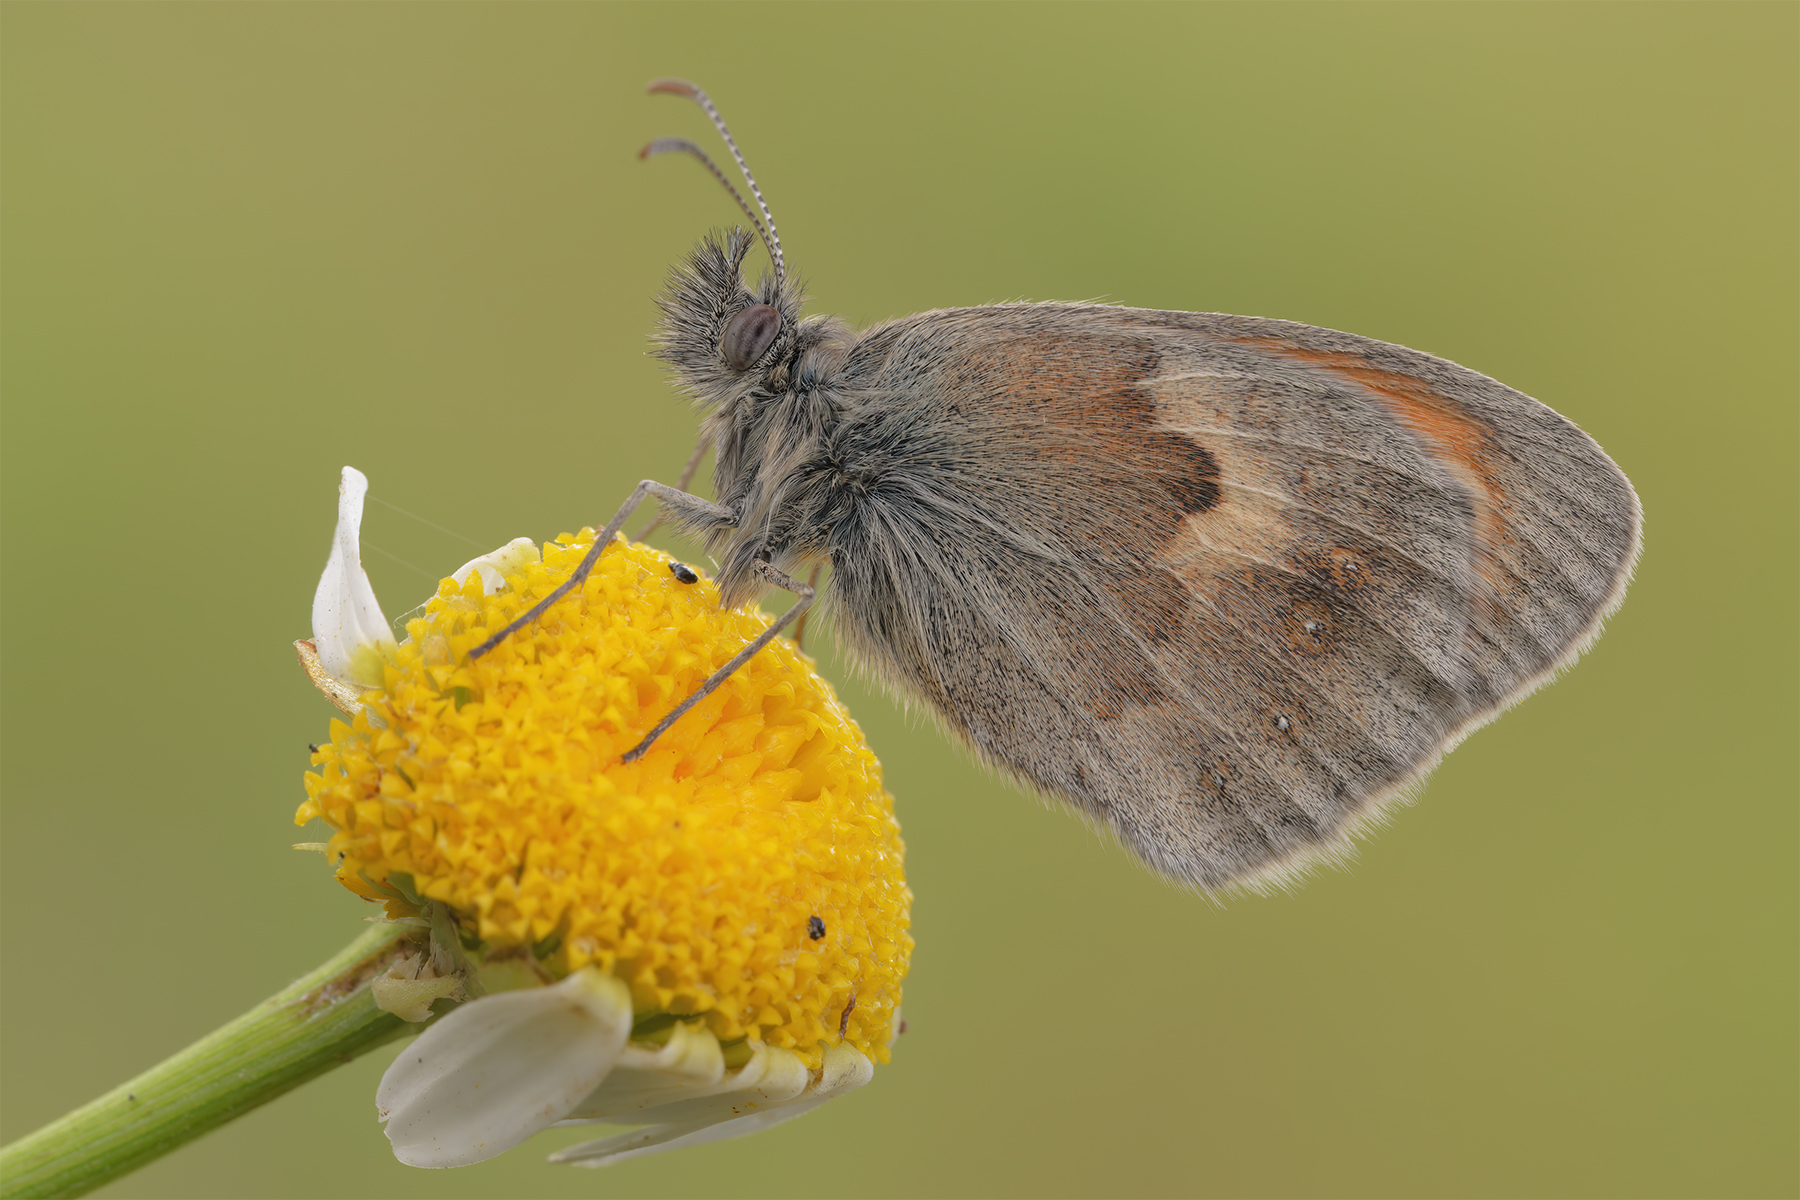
[1237,338,1512,588]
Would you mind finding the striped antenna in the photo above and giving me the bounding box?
[638,138,771,252]
[644,78,786,287]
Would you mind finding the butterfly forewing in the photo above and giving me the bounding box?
[818,304,1640,890]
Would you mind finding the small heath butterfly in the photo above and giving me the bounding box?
[478,80,1641,893]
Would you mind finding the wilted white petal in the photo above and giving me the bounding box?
[809,1041,877,1099]
[377,967,632,1168]
[549,1042,807,1160]
[451,537,541,596]
[370,955,465,1023]
[560,1020,726,1123]
[312,466,398,688]
[598,1041,809,1128]
[294,637,365,716]
[551,1043,873,1168]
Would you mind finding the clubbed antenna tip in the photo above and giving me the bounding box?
[642,78,786,288]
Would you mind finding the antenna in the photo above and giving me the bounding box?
[643,78,786,287]
[638,138,771,252]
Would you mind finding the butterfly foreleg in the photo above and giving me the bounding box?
[469,479,733,660]
[791,561,825,651]
[620,557,817,763]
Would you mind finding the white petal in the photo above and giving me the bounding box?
[451,537,541,596]
[550,1042,874,1169]
[311,467,398,688]
[810,1041,877,1099]
[376,967,632,1168]
[559,1020,726,1123]
[596,1041,810,1128]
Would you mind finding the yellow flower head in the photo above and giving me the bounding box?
[296,468,910,1168]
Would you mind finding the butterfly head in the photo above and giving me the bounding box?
[654,227,806,412]
[638,80,853,607]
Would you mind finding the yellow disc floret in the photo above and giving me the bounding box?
[297,535,911,1066]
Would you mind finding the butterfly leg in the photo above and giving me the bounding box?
[630,437,709,541]
[620,558,816,763]
[469,479,732,660]
[791,562,824,651]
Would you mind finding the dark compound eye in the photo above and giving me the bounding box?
[668,560,699,584]
[806,915,826,940]
[721,303,781,371]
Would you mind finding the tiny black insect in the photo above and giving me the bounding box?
[806,915,825,940]
[307,743,320,754]
[668,560,699,584]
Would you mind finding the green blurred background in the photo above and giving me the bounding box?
[3,4,1794,1198]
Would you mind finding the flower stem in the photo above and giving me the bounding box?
[0,922,418,1200]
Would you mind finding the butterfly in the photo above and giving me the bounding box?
[476,80,1641,893]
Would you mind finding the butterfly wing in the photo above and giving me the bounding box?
[823,304,1640,891]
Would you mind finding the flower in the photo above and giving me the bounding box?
[295,467,911,1169]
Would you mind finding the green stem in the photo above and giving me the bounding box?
[0,922,419,1200]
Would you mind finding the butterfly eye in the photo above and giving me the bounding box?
[721,303,781,371]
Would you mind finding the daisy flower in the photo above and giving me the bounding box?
[0,467,909,1196]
